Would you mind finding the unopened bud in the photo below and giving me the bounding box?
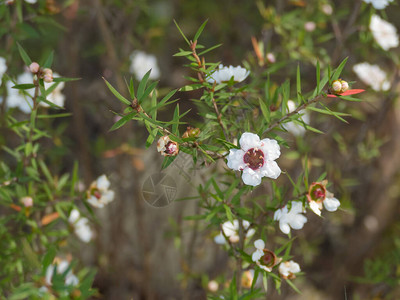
[207,280,219,292]
[266,53,276,63]
[21,196,33,207]
[331,80,342,93]
[44,74,53,83]
[182,126,200,138]
[340,80,349,92]
[29,62,40,74]
[304,21,316,32]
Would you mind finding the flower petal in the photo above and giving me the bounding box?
[309,201,322,216]
[254,239,265,250]
[226,149,246,171]
[279,222,291,234]
[260,161,281,179]
[214,233,226,245]
[252,249,263,262]
[324,197,341,212]
[260,138,281,161]
[242,168,262,186]
[239,132,260,152]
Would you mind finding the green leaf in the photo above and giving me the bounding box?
[173,19,190,45]
[42,245,57,272]
[198,43,223,56]
[103,77,131,106]
[172,104,180,135]
[53,77,81,82]
[137,69,152,102]
[259,98,270,123]
[110,112,136,131]
[161,155,177,169]
[223,204,234,223]
[16,42,32,66]
[332,57,348,81]
[12,84,35,90]
[129,77,135,99]
[194,19,208,41]
[296,64,302,103]
[43,50,54,68]
[316,60,320,93]
[173,51,193,57]
[138,81,158,102]
[286,279,302,294]
[338,95,362,102]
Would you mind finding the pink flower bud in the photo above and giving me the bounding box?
[44,74,53,83]
[304,21,316,32]
[29,62,40,74]
[21,196,33,207]
[340,80,349,92]
[331,80,342,93]
[266,53,276,63]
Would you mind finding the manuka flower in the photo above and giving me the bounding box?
[370,14,399,51]
[42,73,66,108]
[68,209,93,243]
[251,239,281,272]
[227,132,281,186]
[207,64,250,84]
[129,50,160,80]
[353,62,390,91]
[307,181,341,216]
[44,259,79,289]
[363,0,393,10]
[157,135,179,156]
[86,175,115,208]
[278,260,301,279]
[1,71,34,113]
[273,201,307,235]
[0,57,7,86]
[214,219,255,244]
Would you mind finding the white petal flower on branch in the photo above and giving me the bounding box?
[278,260,301,279]
[68,209,93,243]
[207,64,250,84]
[353,62,390,91]
[282,100,310,137]
[86,175,115,208]
[370,14,399,51]
[129,51,160,80]
[0,72,34,113]
[227,132,281,186]
[251,239,280,272]
[273,201,307,235]
[363,0,393,10]
[214,219,255,244]
[45,259,79,287]
[307,181,341,216]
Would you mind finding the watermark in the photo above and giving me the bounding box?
[141,153,198,207]
[141,173,177,207]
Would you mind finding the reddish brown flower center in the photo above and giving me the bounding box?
[93,190,102,199]
[243,148,264,170]
[261,249,277,267]
[165,141,178,155]
[313,188,325,200]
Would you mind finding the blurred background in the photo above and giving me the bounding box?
[1,0,400,299]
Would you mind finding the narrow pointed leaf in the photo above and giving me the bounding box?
[103,78,131,106]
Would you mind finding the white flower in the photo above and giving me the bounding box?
[0,72,34,113]
[42,73,66,108]
[282,100,310,136]
[0,57,7,86]
[363,0,393,10]
[304,21,316,32]
[370,14,399,51]
[214,219,255,244]
[87,175,115,208]
[278,260,301,279]
[207,64,250,84]
[68,209,93,243]
[227,132,281,186]
[129,51,160,80]
[307,182,341,216]
[24,0,37,3]
[273,201,307,235]
[45,260,79,287]
[321,4,333,15]
[251,239,280,272]
[353,62,390,91]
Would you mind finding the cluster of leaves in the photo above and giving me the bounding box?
[0,46,96,299]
